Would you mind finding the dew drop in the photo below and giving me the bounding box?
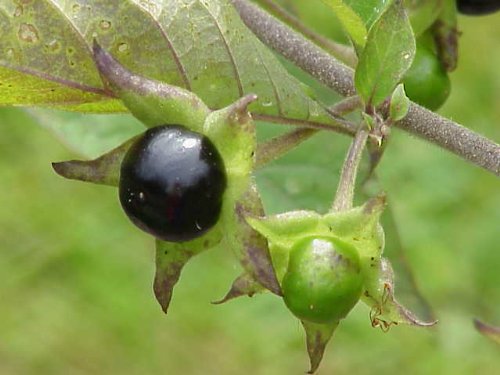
[403,53,411,60]
[117,42,129,52]
[261,100,273,107]
[45,39,61,53]
[99,20,111,30]
[18,23,39,43]
[13,6,23,17]
[5,48,15,59]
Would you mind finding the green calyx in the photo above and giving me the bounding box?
[247,196,386,321]
[53,43,281,312]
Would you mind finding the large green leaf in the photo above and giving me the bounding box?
[0,0,338,129]
[354,0,415,107]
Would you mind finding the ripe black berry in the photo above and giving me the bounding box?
[457,0,500,15]
[119,125,227,242]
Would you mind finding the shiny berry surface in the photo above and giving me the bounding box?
[119,125,227,242]
[457,0,500,15]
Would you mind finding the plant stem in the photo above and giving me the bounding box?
[255,96,362,168]
[328,95,362,116]
[232,0,500,176]
[332,127,369,212]
[254,0,357,67]
[255,128,317,168]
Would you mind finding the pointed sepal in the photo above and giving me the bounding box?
[153,231,221,313]
[52,136,136,186]
[301,320,339,374]
[92,41,209,130]
[212,272,264,304]
[231,184,281,296]
[362,258,437,329]
[474,319,500,345]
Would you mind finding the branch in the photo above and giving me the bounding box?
[232,0,500,176]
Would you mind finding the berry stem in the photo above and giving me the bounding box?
[331,126,368,212]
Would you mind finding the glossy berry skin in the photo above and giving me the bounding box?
[282,236,363,324]
[119,125,227,242]
[457,0,500,15]
[403,44,451,111]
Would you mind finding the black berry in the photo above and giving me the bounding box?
[119,125,227,242]
[457,0,500,15]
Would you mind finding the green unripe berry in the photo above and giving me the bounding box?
[403,44,451,111]
[282,236,363,324]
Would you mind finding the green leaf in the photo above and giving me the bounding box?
[0,0,338,129]
[354,0,416,107]
[344,0,390,28]
[389,83,410,121]
[320,0,367,49]
[405,0,444,36]
[320,0,389,50]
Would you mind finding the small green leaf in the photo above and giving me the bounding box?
[320,0,368,49]
[389,83,410,121]
[405,0,444,36]
[355,0,416,107]
[361,112,375,129]
[344,0,391,28]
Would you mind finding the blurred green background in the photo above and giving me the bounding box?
[0,3,499,375]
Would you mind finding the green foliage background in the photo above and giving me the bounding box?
[0,8,499,375]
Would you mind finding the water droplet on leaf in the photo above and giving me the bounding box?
[18,23,39,43]
[45,39,61,53]
[5,48,15,59]
[118,43,129,52]
[14,6,23,17]
[99,20,111,30]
